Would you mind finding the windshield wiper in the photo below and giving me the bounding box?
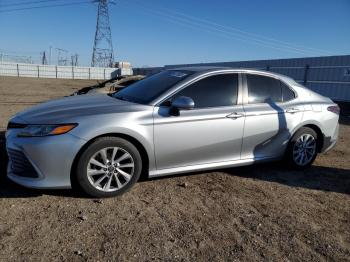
[110,94,144,104]
[113,95,132,102]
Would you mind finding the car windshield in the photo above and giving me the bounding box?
[112,70,193,104]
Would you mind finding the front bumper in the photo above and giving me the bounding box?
[6,129,86,189]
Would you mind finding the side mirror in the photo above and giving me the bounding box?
[169,96,194,116]
[171,96,195,110]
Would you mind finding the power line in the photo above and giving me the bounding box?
[163,7,333,55]
[122,0,333,56]
[0,48,42,55]
[121,1,309,56]
[0,0,72,8]
[0,1,92,13]
[130,1,320,55]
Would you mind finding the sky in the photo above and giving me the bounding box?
[0,0,349,67]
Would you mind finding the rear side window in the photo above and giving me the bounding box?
[173,74,238,108]
[247,74,282,103]
[247,74,295,103]
[281,82,295,101]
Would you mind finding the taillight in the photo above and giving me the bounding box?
[327,105,340,115]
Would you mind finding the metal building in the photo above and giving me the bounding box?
[133,55,350,102]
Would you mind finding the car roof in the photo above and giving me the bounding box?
[169,66,229,72]
[169,66,296,84]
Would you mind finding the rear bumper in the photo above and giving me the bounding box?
[321,123,339,153]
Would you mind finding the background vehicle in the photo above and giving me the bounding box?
[6,68,339,197]
[71,75,145,96]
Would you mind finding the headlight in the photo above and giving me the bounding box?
[17,124,77,137]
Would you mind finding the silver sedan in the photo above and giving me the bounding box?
[6,67,339,197]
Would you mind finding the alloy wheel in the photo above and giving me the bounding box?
[86,147,134,192]
[292,134,316,166]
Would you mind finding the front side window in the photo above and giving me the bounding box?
[172,74,238,108]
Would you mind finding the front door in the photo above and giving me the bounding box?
[153,73,245,170]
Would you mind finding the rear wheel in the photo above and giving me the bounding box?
[286,127,318,169]
[76,137,142,198]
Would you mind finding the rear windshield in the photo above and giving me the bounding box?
[112,70,193,104]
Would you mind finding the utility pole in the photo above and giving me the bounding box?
[49,45,52,65]
[41,51,48,65]
[71,54,79,66]
[91,0,115,68]
[56,48,68,66]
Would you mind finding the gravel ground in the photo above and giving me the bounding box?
[0,76,349,262]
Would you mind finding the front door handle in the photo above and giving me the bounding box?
[226,112,244,119]
[286,108,300,114]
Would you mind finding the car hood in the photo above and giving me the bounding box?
[12,94,149,124]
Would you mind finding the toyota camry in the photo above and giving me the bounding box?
[6,67,339,197]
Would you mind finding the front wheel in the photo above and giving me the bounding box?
[285,127,318,169]
[76,137,142,198]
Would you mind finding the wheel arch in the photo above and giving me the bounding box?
[70,133,150,188]
[302,124,324,152]
[290,123,324,153]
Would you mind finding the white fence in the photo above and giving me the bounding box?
[0,62,118,80]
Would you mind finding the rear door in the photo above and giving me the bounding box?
[241,73,303,159]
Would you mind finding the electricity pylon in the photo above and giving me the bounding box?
[91,0,115,67]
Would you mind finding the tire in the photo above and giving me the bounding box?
[76,137,142,198]
[285,127,318,169]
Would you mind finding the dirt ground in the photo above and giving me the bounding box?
[0,76,349,262]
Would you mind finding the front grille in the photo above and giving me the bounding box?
[7,149,39,178]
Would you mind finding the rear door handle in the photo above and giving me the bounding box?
[286,108,300,114]
[226,112,244,119]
